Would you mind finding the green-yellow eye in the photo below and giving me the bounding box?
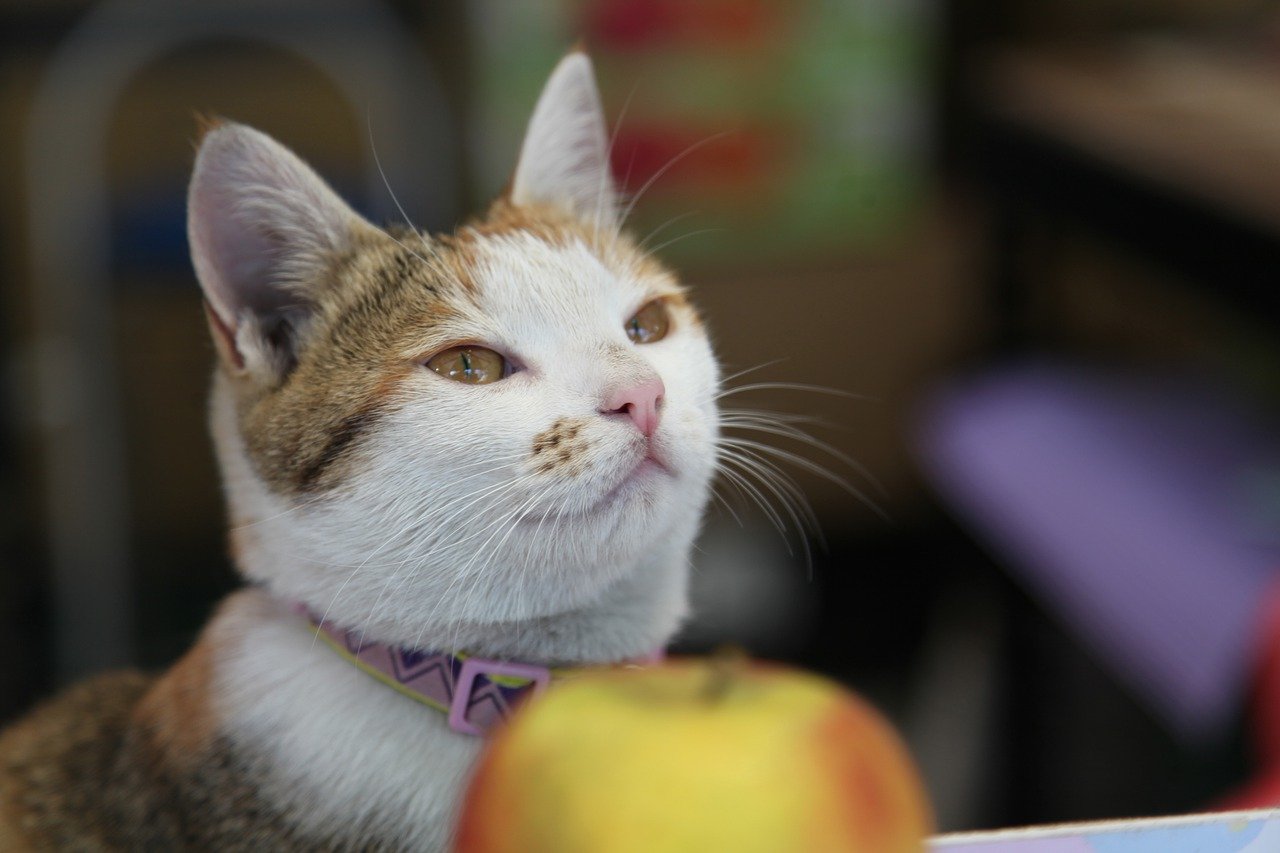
[625,300,670,344]
[426,346,507,384]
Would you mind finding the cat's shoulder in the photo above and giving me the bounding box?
[0,669,154,850]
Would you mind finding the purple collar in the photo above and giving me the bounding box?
[301,608,661,736]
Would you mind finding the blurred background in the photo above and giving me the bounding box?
[4,0,1280,833]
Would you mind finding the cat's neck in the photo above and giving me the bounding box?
[200,588,481,849]
[237,527,692,665]
[397,541,693,665]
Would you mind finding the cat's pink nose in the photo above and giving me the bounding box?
[601,378,665,438]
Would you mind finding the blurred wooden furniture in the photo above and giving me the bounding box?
[976,43,1280,342]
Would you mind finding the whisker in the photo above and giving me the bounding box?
[720,447,820,536]
[254,448,532,539]
[719,445,822,542]
[645,227,727,258]
[715,382,873,402]
[617,130,734,230]
[594,81,638,254]
[366,112,434,260]
[636,210,701,253]
[718,410,888,499]
[720,413,828,430]
[713,455,792,546]
[340,502,445,654]
[433,479,562,651]
[717,359,789,389]
[707,482,745,527]
[370,471,539,639]
[229,494,322,532]
[309,487,440,648]
[716,447,822,577]
[720,436,888,521]
[307,455,529,644]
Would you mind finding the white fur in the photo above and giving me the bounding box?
[197,55,720,851]
[210,590,480,851]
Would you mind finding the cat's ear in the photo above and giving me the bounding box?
[510,51,618,229]
[188,121,373,379]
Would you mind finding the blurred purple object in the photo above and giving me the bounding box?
[916,361,1280,741]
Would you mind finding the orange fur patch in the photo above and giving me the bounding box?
[130,640,217,771]
[463,200,590,247]
[231,229,472,495]
[191,112,226,148]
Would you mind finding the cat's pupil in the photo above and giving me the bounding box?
[625,300,670,344]
[426,346,505,385]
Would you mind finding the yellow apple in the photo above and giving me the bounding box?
[455,657,932,852]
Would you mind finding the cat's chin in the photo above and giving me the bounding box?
[598,455,671,505]
[417,470,707,633]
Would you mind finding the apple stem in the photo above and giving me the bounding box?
[704,646,747,702]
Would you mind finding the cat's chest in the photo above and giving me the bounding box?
[209,591,483,850]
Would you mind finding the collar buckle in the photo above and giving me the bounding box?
[448,656,552,735]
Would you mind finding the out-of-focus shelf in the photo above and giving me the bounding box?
[981,43,1280,235]
[973,42,1280,333]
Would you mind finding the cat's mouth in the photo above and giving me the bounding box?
[523,450,671,524]
[584,452,670,515]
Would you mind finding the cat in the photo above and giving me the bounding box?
[0,51,720,851]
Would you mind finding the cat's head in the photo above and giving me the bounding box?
[188,53,719,652]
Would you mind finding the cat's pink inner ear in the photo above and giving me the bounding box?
[202,299,244,371]
[510,51,618,229]
[187,151,281,332]
[187,122,370,372]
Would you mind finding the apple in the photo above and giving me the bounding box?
[455,656,932,852]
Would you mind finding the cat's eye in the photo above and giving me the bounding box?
[625,300,670,344]
[426,346,507,385]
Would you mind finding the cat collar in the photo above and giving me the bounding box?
[300,607,660,736]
